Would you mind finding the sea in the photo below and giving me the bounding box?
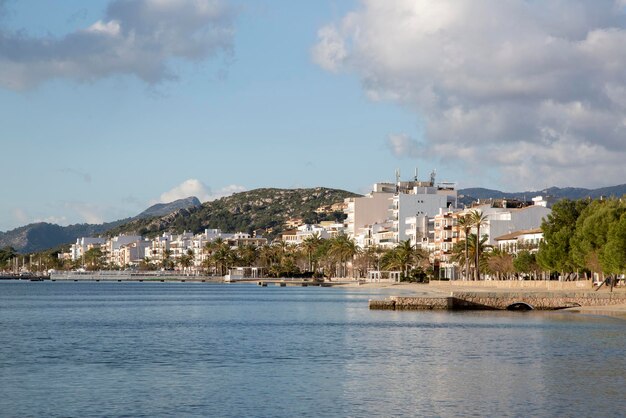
[1,281,625,417]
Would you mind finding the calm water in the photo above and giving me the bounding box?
[1,281,625,417]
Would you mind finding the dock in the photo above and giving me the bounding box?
[253,279,335,287]
[48,271,221,283]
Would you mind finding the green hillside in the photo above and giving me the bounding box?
[107,187,359,238]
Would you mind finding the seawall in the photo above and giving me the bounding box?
[429,280,594,290]
[370,291,626,311]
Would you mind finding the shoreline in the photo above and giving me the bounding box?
[349,281,626,318]
[5,276,625,318]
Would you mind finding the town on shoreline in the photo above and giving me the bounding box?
[2,171,626,296]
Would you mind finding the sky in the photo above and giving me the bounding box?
[2,0,626,232]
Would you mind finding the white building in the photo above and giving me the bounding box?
[70,237,107,261]
[104,235,143,266]
[345,190,394,238]
[118,240,152,266]
[474,204,551,246]
[495,229,544,254]
[346,174,457,248]
[391,192,453,243]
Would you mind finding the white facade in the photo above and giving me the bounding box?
[345,178,457,249]
[105,235,143,266]
[495,229,544,254]
[345,192,394,237]
[479,205,551,245]
[404,214,429,247]
[392,193,450,243]
[119,240,152,266]
[70,237,106,261]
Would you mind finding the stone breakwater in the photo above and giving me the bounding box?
[369,292,626,311]
[368,296,452,310]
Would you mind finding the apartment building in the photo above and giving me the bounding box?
[70,237,106,261]
[346,174,457,248]
[495,229,544,254]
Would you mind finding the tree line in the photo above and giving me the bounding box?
[143,234,430,281]
[6,234,429,281]
[449,198,626,281]
[537,197,626,281]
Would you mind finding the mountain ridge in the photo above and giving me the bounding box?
[458,184,626,203]
[105,187,358,239]
[3,184,626,254]
[0,196,202,253]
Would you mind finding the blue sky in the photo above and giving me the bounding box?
[2,0,626,231]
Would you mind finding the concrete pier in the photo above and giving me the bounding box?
[369,291,626,311]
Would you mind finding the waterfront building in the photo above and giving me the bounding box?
[470,203,551,246]
[432,210,464,280]
[494,228,544,254]
[344,189,394,239]
[280,229,298,245]
[345,171,457,248]
[118,240,152,266]
[104,235,143,266]
[69,237,106,261]
[145,233,173,265]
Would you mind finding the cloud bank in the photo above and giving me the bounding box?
[0,0,235,89]
[157,179,245,203]
[313,0,626,189]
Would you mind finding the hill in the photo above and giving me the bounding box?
[0,221,126,254]
[106,187,359,238]
[5,183,625,254]
[458,184,626,206]
[137,196,202,218]
[0,196,202,253]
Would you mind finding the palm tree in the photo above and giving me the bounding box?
[236,244,258,267]
[212,241,234,276]
[83,247,103,271]
[161,249,173,270]
[467,233,489,278]
[301,232,322,273]
[395,240,416,278]
[178,249,194,272]
[258,244,276,270]
[468,210,488,280]
[456,214,473,281]
[367,245,385,272]
[139,257,154,271]
[381,240,427,280]
[486,248,514,280]
[328,234,359,278]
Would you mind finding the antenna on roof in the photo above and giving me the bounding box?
[395,169,401,193]
[414,167,418,182]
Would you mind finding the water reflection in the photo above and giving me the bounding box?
[0,282,624,417]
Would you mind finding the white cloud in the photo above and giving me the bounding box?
[12,208,29,224]
[0,0,235,89]
[67,203,105,224]
[212,184,247,199]
[311,26,347,72]
[158,179,211,203]
[33,215,69,225]
[156,179,246,204]
[314,0,626,189]
[386,133,422,159]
